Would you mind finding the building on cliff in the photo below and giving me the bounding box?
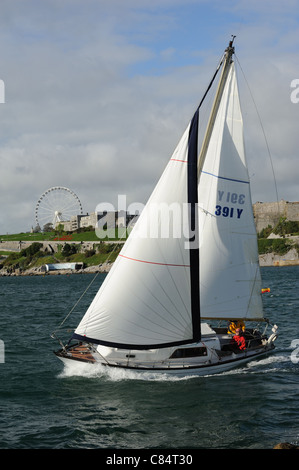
[55,201,299,235]
[61,211,136,232]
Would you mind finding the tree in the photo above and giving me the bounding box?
[273,217,299,237]
[273,217,288,237]
[20,242,43,257]
[43,223,53,232]
[61,243,77,257]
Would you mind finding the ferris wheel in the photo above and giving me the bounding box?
[35,186,83,230]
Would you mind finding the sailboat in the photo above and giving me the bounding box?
[54,38,278,377]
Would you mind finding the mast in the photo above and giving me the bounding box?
[72,37,263,351]
[197,37,236,177]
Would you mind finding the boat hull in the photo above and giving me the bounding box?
[54,338,276,378]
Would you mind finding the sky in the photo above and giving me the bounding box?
[0,0,299,234]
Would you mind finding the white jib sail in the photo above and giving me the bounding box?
[74,123,195,348]
[198,62,263,320]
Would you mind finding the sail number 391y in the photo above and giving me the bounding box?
[215,190,245,219]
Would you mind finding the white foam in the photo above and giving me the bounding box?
[247,354,289,368]
[202,354,291,378]
[58,361,192,382]
[57,353,292,381]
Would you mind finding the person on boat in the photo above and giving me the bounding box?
[231,328,246,351]
[227,320,245,335]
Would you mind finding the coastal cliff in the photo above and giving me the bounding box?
[0,240,299,276]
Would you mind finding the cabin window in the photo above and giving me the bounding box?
[126,354,135,358]
[170,347,207,359]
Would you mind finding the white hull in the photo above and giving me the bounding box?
[55,326,277,378]
[57,346,274,378]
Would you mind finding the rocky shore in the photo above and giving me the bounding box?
[0,239,120,276]
[1,237,299,277]
[259,247,299,267]
[1,249,299,277]
[0,262,113,277]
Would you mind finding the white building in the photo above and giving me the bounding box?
[61,211,137,232]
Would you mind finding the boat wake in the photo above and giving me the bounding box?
[57,361,195,382]
[209,353,291,377]
[57,352,290,382]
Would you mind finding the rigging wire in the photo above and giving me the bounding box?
[50,238,124,341]
[51,48,225,344]
[50,270,100,340]
[234,54,280,208]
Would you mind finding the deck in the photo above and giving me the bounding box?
[55,343,96,363]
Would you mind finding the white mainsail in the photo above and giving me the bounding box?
[73,52,264,350]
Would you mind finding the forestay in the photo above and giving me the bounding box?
[73,57,264,352]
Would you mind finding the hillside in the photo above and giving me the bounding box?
[0,239,123,276]
[0,227,127,242]
[257,217,299,266]
[1,220,299,275]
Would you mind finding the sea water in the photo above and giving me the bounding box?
[0,267,298,450]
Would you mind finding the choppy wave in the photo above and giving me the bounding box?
[1,268,299,449]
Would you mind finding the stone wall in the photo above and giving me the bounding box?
[253,200,299,233]
[0,240,99,253]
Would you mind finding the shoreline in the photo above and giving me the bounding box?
[1,240,299,277]
[1,253,299,277]
[259,247,299,267]
[0,262,113,277]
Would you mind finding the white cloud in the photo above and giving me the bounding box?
[0,0,298,233]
